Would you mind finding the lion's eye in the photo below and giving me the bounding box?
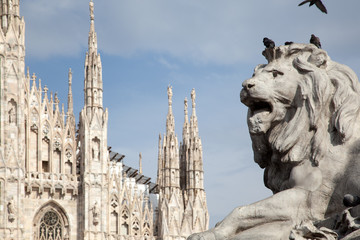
[272,70,284,78]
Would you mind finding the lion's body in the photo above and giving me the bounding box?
[188,44,360,240]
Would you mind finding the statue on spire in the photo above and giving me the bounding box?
[191,88,196,108]
[167,85,173,105]
[89,0,94,21]
[184,97,188,114]
[68,68,72,85]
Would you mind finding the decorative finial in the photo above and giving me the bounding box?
[89,0,94,21]
[167,85,173,106]
[43,85,48,94]
[191,88,196,108]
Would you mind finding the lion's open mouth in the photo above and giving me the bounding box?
[241,89,275,133]
[249,100,272,116]
[250,101,272,114]
[245,100,274,134]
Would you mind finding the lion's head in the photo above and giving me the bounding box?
[240,43,360,192]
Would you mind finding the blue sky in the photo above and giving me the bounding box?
[22,0,360,227]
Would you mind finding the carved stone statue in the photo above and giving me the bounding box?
[8,107,15,124]
[92,201,100,225]
[8,100,16,124]
[92,138,100,161]
[89,0,94,20]
[7,198,16,222]
[167,85,173,105]
[191,88,196,107]
[188,43,360,239]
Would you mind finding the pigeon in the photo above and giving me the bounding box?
[343,194,360,207]
[284,41,294,45]
[298,0,327,14]
[263,37,275,49]
[310,34,321,49]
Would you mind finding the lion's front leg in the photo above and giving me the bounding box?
[188,188,321,240]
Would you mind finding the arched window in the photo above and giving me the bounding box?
[110,197,119,234]
[33,202,70,240]
[120,222,129,235]
[110,211,118,234]
[38,211,63,240]
[120,208,129,235]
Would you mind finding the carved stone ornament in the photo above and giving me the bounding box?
[54,140,61,151]
[30,123,38,132]
[66,150,72,159]
[188,43,360,240]
[55,121,61,130]
[43,127,49,136]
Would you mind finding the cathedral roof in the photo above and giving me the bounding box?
[109,148,158,194]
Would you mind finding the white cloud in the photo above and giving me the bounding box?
[157,57,179,70]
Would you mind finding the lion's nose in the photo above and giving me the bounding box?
[242,79,255,90]
[247,83,255,89]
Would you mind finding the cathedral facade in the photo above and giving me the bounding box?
[0,1,208,240]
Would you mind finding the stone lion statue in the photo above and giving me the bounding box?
[188,43,360,239]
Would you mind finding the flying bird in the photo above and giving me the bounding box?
[263,37,275,49]
[310,34,321,49]
[298,0,327,14]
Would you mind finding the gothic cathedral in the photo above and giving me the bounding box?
[0,1,209,240]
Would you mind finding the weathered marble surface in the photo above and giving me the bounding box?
[188,43,360,240]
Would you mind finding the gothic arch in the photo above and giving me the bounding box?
[33,201,70,240]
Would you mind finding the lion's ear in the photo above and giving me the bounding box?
[308,51,327,69]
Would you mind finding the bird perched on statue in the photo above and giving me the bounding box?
[310,34,321,49]
[263,38,275,49]
[343,194,360,208]
[298,0,327,14]
[285,41,294,46]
